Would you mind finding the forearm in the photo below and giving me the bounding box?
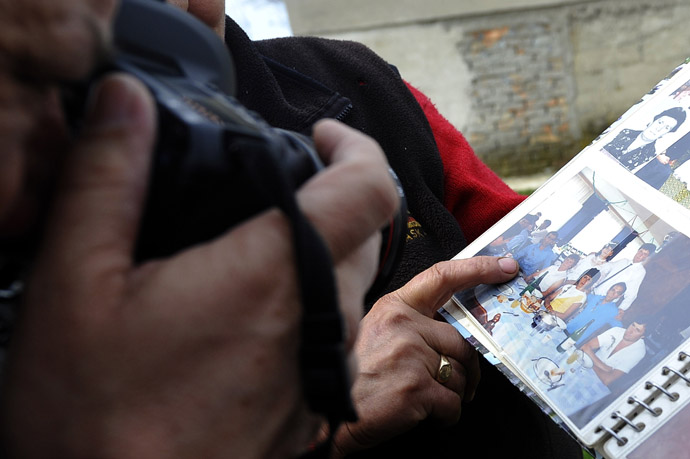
[557,302,582,321]
[592,365,623,386]
[586,350,612,374]
[618,291,637,311]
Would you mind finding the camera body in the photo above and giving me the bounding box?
[75,0,407,424]
[111,0,322,262]
[106,0,405,303]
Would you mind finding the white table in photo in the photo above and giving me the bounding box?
[474,278,611,418]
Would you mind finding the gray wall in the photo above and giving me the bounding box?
[284,0,690,177]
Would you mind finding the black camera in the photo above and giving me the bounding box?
[66,0,407,426]
[100,0,407,303]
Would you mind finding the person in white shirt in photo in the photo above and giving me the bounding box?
[525,253,581,297]
[572,242,617,281]
[592,243,656,316]
[582,321,647,386]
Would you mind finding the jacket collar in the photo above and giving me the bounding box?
[224,17,351,134]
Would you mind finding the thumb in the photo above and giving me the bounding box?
[38,74,156,279]
[391,256,519,317]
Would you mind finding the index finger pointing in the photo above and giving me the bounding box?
[391,256,519,318]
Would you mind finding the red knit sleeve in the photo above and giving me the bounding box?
[405,81,526,243]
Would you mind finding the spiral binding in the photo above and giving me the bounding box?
[597,349,689,451]
[644,381,679,401]
[598,424,628,447]
[611,410,644,432]
[627,396,663,417]
[662,365,690,384]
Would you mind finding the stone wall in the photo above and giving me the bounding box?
[283,0,690,177]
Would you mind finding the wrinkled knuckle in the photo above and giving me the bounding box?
[427,262,450,284]
[400,371,428,396]
[377,302,415,330]
[388,336,425,365]
[468,256,494,276]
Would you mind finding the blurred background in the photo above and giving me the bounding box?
[226,0,690,192]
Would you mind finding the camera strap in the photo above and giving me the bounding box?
[233,141,357,446]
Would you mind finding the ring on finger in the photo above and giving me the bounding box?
[436,354,452,384]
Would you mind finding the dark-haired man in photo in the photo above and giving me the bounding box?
[529,218,552,244]
[513,231,559,277]
[582,321,647,387]
[603,106,687,170]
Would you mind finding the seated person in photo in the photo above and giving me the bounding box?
[512,231,559,277]
[478,234,512,256]
[504,217,536,252]
[544,268,600,320]
[478,217,534,257]
[566,282,626,346]
[581,321,647,387]
[525,253,581,297]
[483,313,501,335]
[529,219,552,244]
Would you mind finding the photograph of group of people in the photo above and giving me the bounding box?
[600,74,690,207]
[454,166,690,432]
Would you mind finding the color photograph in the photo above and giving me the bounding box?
[454,167,690,430]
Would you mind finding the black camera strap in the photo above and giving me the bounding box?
[233,139,357,452]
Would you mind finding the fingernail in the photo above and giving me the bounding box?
[498,257,518,274]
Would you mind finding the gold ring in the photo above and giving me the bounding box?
[436,355,452,384]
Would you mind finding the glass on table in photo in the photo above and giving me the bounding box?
[566,349,593,373]
[530,312,547,335]
[566,351,579,365]
[531,312,543,329]
[530,309,563,336]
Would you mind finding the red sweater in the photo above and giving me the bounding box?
[406,82,526,243]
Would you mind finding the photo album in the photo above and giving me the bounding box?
[439,58,690,458]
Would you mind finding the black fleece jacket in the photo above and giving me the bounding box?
[223,17,583,459]
[224,19,466,299]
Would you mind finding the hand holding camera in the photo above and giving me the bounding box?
[0,0,401,456]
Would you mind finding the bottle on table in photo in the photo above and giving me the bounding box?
[557,319,594,353]
[520,271,548,296]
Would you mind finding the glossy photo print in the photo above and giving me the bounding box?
[453,167,690,431]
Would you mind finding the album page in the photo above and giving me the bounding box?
[440,59,690,457]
